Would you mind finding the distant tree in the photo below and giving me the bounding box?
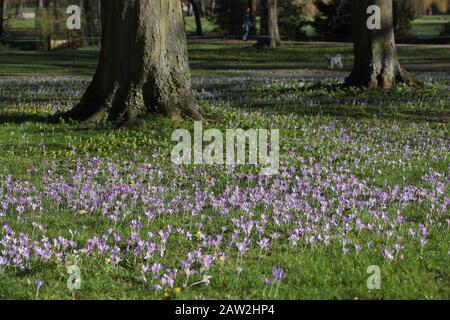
[278,0,308,40]
[190,0,203,35]
[65,0,202,127]
[297,0,318,16]
[80,0,101,46]
[0,0,5,38]
[408,0,449,15]
[15,0,23,19]
[312,0,352,40]
[248,0,257,35]
[346,0,419,89]
[82,0,93,45]
[393,0,416,37]
[211,0,216,15]
[209,0,246,35]
[258,0,282,46]
[440,21,450,35]
[35,0,55,51]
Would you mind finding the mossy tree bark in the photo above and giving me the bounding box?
[345,0,419,89]
[258,0,282,47]
[65,0,202,127]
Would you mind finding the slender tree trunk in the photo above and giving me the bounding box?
[211,0,216,15]
[230,0,241,35]
[190,0,203,35]
[260,0,268,35]
[248,0,256,36]
[187,1,193,16]
[37,0,44,8]
[0,0,5,38]
[258,0,282,47]
[199,0,205,16]
[82,0,97,45]
[15,0,23,19]
[64,0,202,127]
[345,0,419,89]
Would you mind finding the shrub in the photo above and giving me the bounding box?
[394,0,416,37]
[278,0,309,40]
[440,22,450,36]
[208,0,247,35]
[311,0,352,40]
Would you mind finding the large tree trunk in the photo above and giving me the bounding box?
[65,0,202,127]
[257,0,282,47]
[190,0,203,36]
[345,0,419,89]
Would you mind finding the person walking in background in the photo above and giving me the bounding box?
[242,7,251,41]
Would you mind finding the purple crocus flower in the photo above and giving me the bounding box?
[35,279,44,288]
[272,267,285,281]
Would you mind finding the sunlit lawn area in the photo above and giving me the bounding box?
[0,40,448,299]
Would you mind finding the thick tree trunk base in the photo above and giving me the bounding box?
[64,0,203,128]
[259,0,282,48]
[345,62,421,89]
[64,83,203,127]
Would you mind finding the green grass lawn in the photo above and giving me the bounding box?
[184,16,217,34]
[1,42,450,76]
[410,15,450,37]
[8,18,36,30]
[0,44,449,299]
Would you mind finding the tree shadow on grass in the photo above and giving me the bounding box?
[0,112,82,128]
[197,79,450,123]
[0,50,99,76]
[0,113,52,125]
[243,102,450,123]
